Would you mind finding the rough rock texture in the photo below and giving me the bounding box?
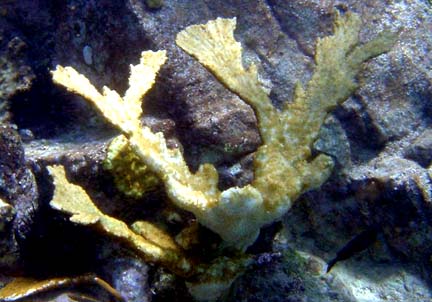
[231,243,432,302]
[0,124,38,269]
[0,0,431,301]
[228,250,357,302]
[102,257,152,302]
[0,14,35,123]
[0,197,17,271]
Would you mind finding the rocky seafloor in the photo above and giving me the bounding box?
[0,0,431,301]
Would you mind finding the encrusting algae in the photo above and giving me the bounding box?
[103,134,161,198]
[0,12,397,301]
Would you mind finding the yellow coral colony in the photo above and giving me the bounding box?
[51,13,396,250]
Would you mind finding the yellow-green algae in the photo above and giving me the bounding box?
[104,134,160,198]
[146,0,163,9]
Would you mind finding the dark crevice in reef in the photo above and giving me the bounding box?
[10,78,72,139]
[333,96,386,163]
[265,0,335,58]
[8,0,152,141]
[10,76,117,140]
[17,168,102,278]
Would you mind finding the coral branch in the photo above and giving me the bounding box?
[48,165,193,277]
[175,17,277,143]
[52,50,167,135]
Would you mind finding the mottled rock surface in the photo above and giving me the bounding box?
[0,16,35,123]
[0,0,431,301]
[102,256,152,302]
[0,124,38,270]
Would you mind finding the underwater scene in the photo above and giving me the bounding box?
[0,0,431,301]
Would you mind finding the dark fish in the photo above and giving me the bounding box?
[326,226,378,273]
